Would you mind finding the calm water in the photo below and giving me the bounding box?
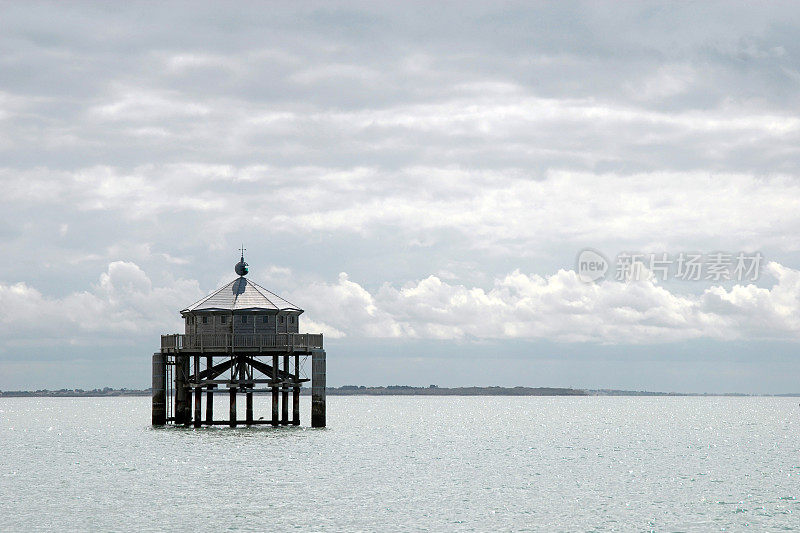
[1,396,799,532]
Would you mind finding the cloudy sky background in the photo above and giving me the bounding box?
[2,1,800,391]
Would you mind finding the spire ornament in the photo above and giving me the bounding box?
[235,245,249,276]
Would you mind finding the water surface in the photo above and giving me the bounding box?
[1,396,799,531]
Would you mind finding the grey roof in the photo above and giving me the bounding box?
[181,277,303,314]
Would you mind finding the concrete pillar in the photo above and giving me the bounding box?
[281,355,289,425]
[311,349,326,428]
[151,352,166,426]
[272,354,279,426]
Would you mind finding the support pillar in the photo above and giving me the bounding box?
[193,354,201,428]
[311,349,326,428]
[182,355,192,426]
[281,355,289,425]
[206,354,214,425]
[174,354,187,425]
[229,387,237,427]
[151,352,166,426]
[206,384,215,426]
[246,389,254,426]
[292,354,300,425]
[272,354,279,426]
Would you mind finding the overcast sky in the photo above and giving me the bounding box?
[2,1,800,392]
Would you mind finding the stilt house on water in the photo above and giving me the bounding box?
[152,252,326,427]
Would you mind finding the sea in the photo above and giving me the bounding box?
[1,396,798,532]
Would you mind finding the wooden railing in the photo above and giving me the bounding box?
[160,333,323,352]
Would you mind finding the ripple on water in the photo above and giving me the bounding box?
[0,396,799,531]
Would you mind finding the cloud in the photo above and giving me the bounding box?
[293,262,800,344]
[1,2,800,388]
[4,165,800,263]
[6,260,799,352]
[0,261,200,347]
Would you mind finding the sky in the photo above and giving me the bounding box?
[1,1,800,392]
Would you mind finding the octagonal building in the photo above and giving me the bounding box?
[153,252,326,429]
[181,277,303,336]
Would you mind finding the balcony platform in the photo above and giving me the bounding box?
[160,333,323,354]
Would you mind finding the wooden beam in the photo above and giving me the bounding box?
[206,355,214,425]
[188,378,305,385]
[281,355,289,425]
[174,354,187,425]
[183,356,192,425]
[203,420,277,425]
[193,355,201,428]
[246,391,253,426]
[206,384,215,426]
[241,356,293,382]
[229,387,237,428]
[189,357,234,382]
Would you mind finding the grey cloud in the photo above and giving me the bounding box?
[2,1,800,389]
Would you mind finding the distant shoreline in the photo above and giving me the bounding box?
[2,386,799,398]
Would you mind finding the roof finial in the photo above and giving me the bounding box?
[235,245,249,276]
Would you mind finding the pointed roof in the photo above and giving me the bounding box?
[181,277,303,314]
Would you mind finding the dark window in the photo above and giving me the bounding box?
[280,316,284,324]
[262,316,268,323]
[242,315,247,323]
[290,316,294,324]
[221,316,227,324]
[202,316,208,324]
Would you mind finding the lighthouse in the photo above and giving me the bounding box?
[152,251,326,428]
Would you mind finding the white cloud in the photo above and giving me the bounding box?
[0,261,200,346]
[90,88,212,121]
[293,262,800,344]
[293,272,405,338]
[626,64,696,101]
[1,258,799,360]
[301,318,346,339]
